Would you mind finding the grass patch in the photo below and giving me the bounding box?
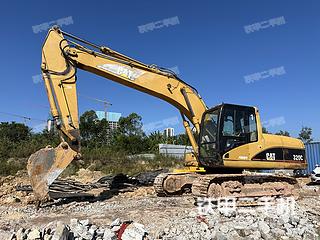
[0,158,26,176]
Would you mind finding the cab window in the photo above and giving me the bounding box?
[220,107,258,153]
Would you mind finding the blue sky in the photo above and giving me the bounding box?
[0,0,319,140]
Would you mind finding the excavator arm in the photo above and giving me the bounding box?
[27,27,207,200]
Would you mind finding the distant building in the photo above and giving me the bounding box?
[95,111,121,130]
[95,111,122,143]
[163,127,174,137]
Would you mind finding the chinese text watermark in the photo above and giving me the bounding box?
[143,116,179,132]
[262,116,286,128]
[32,16,74,34]
[138,16,180,34]
[244,66,286,84]
[244,16,286,34]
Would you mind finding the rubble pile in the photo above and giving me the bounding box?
[155,201,320,240]
[1,170,319,240]
[10,218,148,240]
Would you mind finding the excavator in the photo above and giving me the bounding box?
[27,26,307,203]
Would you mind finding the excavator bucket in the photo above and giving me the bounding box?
[27,142,78,201]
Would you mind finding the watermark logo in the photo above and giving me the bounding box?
[143,116,179,132]
[32,74,42,84]
[244,16,286,34]
[32,16,74,34]
[197,196,295,216]
[244,66,286,84]
[168,66,180,75]
[262,116,286,128]
[138,16,180,34]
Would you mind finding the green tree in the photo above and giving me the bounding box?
[146,131,166,153]
[79,110,99,144]
[0,122,31,142]
[298,126,313,143]
[79,110,111,147]
[111,113,147,154]
[262,126,269,134]
[174,133,191,145]
[117,113,144,136]
[275,130,290,137]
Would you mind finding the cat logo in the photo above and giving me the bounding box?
[266,153,276,161]
[97,64,144,81]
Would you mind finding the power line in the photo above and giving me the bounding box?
[78,93,112,106]
[78,93,112,119]
[0,111,47,123]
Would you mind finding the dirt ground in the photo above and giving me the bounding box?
[0,171,319,240]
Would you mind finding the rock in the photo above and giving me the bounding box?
[44,235,53,240]
[271,228,286,237]
[283,222,293,230]
[121,222,148,240]
[27,229,41,240]
[3,196,21,204]
[79,219,90,227]
[258,221,270,238]
[248,230,261,240]
[219,225,229,234]
[88,227,96,236]
[297,227,306,236]
[300,218,308,226]
[70,218,79,227]
[111,226,121,232]
[52,221,69,240]
[228,230,242,240]
[96,228,105,237]
[280,236,289,240]
[16,228,26,240]
[215,231,227,240]
[103,228,117,240]
[279,214,290,225]
[218,208,236,218]
[110,218,122,227]
[290,215,300,226]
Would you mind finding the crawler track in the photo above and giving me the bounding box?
[192,173,299,206]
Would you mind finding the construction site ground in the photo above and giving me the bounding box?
[0,169,319,240]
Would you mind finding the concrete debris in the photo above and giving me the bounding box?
[121,222,148,240]
[2,172,320,240]
[10,218,148,240]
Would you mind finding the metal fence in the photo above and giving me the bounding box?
[305,141,320,174]
[159,144,193,159]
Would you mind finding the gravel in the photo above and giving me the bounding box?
[1,174,320,240]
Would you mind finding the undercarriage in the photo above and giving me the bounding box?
[154,171,299,206]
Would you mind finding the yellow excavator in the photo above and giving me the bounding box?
[28,26,307,202]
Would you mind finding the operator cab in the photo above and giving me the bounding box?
[198,104,258,167]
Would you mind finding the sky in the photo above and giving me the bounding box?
[0,0,319,140]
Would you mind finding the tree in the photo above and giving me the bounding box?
[275,130,290,137]
[174,133,191,145]
[146,131,166,153]
[262,127,269,134]
[110,113,147,154]
[298,126,313,143]
[117,113,144,136]
[79,110,99,143]
[0,122,31,142]
[79,110,112,147]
